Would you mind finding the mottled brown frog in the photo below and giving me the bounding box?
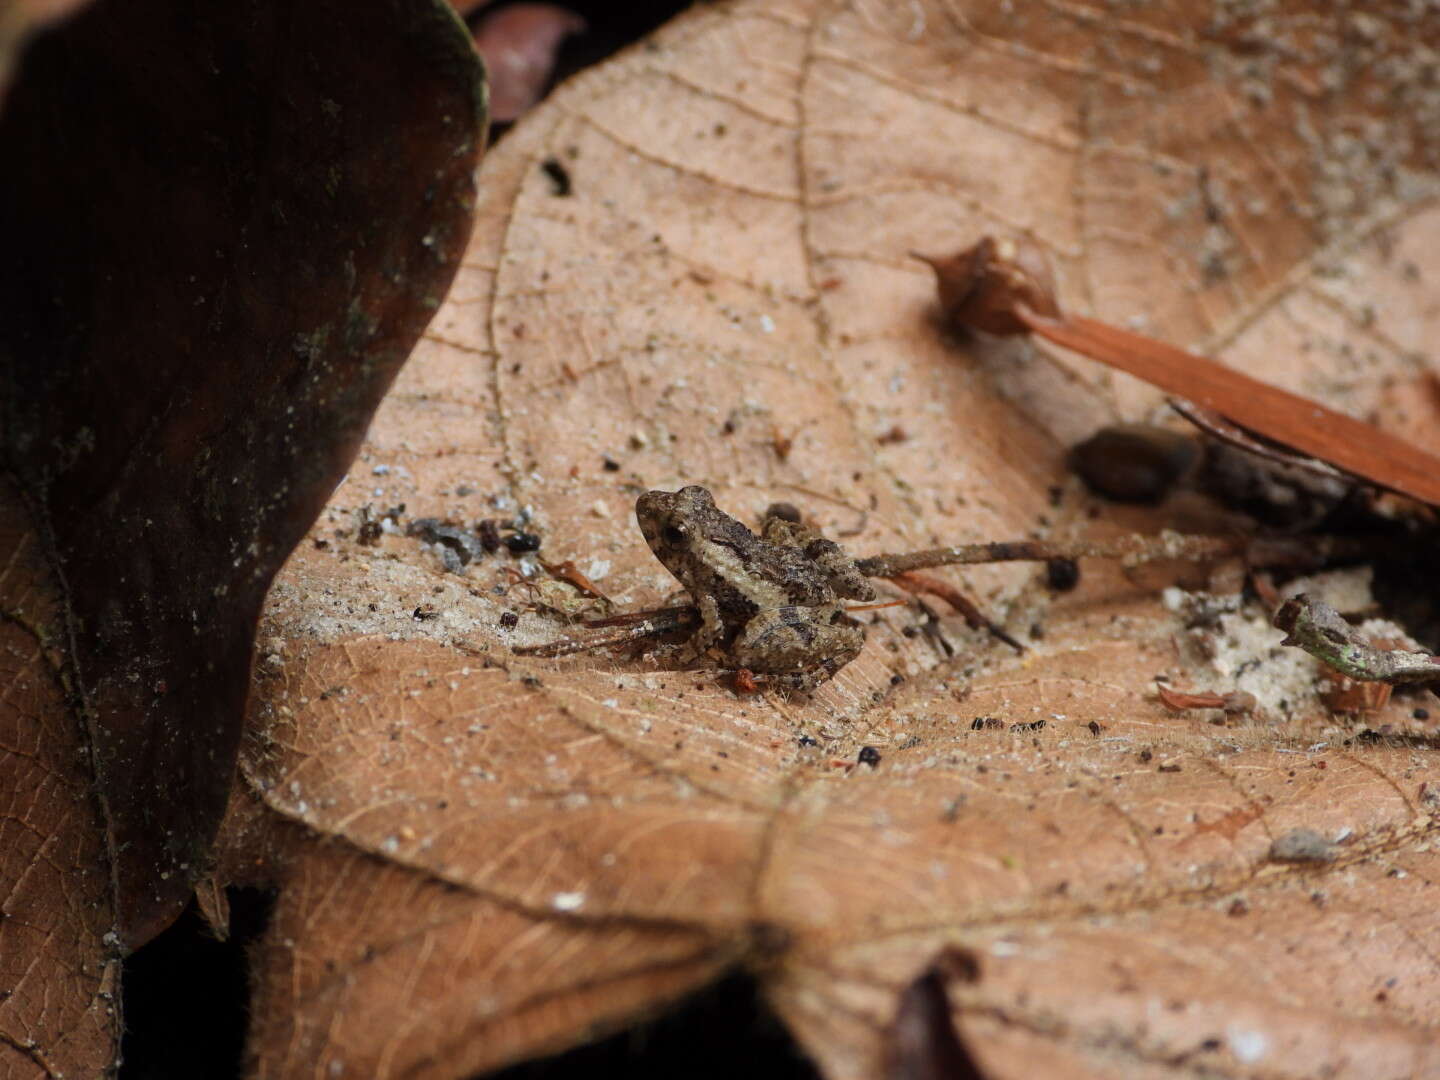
[635,485,874,690]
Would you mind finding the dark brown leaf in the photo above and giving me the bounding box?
[0,0,485,949]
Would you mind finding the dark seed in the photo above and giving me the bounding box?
[1069,424,1199,504]
[1045,557,1080,591]
[858,746,881,767]
[504,531,541,554]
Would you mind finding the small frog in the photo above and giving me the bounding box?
[635,486,875,690]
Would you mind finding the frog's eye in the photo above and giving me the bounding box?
[661,523,688,546]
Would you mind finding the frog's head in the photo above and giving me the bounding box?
[634,485,714,568]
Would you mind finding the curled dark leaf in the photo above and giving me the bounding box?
[0,0,485,947]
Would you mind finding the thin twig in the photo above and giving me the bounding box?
[855,532,1244,577]
[888,571,1025,652]
[1274,594,1440,684]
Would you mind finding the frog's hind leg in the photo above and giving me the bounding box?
[730,605,865,691]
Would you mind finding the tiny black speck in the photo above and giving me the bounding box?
[499,611,519,629]
[504,531,542,554]
[798,735,819,747]
[858,746,881,767]
[602,455,621,471]
[541,157,572,196]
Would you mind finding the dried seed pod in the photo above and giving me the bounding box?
[915,236,1061,336]
[1068,424,1200,504]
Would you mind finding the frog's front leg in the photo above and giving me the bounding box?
[673,592,725,663]
[729,604,866,691]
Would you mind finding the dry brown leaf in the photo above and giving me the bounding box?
[221,2,1440,1077]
